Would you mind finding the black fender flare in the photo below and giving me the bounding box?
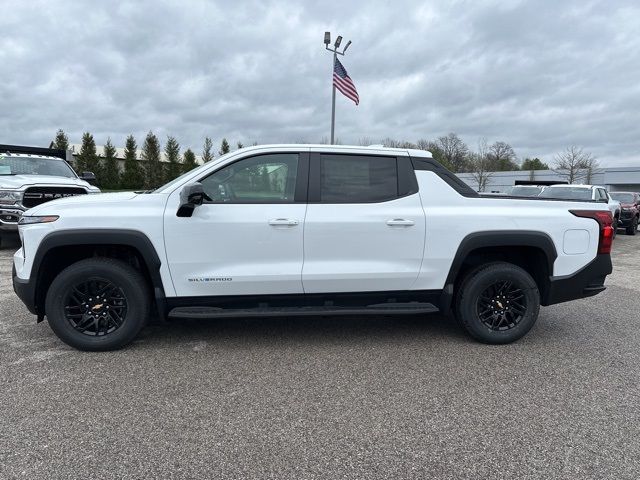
[31,229,166,319]
[440,230,558,311]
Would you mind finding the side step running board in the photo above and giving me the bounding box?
[168,303,439,320]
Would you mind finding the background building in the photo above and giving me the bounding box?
[457,167,640,193]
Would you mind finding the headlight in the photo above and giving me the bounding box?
[18,215,59,225]
[0,190,21,205]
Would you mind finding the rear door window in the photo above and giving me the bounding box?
[319,154,398,203]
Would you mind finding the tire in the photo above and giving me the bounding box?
[45,258,150,351]
[455,262,540,344]
[626,217,638,236]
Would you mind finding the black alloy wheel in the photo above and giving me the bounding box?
[455,262,540,344]
[64,278,128,336]
[476,281,527,331]
[45,258,149,351]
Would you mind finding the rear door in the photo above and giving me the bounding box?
[302,152,426,293]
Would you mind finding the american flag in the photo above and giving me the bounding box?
[333,58,359,105]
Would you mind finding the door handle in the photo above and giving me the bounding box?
[268,218,299,226]
[386,218,415,227]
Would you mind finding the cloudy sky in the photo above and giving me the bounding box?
[2,0,640,165]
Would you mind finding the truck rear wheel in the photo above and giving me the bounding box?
[45,258,150,351]
[455,262,540,344]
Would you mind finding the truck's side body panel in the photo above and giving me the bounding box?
[411,171,601,291]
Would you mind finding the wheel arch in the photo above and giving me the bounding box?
[441,231,558,310]
[31,229,166,320]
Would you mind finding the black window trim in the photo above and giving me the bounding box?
[197,151,309,204]
[410,156,480,198]
[308,152,419,204]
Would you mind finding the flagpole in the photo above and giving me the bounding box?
[331,51,336,145]
[324,32,352,146]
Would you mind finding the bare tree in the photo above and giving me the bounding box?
[358,137,375,146]
[583,156,601,184]
[437,133,469,172]
[487,141,518,171]
[469,138,493,192]
[554,146,596,184]
[415,139,431,151]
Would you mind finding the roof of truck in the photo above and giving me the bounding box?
[1,152,65,161]
[542,184,604,189]
[231,144,434,158]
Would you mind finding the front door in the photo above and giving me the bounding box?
[164,152,308,297]
[302,153,426,293]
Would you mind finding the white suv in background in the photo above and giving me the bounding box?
[0,152,100,245]
[539,184,621,231]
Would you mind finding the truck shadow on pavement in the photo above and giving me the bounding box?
[136,314,468,348]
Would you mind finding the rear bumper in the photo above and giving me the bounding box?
[542,254,612,306]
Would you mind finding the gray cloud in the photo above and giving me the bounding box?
[1,0,639,165]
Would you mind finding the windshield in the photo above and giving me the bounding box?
[504,186,543,197]
[0,155,77,178]
[609,192,635,203]
[539,187,592,200]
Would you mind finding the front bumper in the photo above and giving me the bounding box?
[13,264,38,315]
[0,206,24,232]
[542,254,612,306]
[618,211,637,228]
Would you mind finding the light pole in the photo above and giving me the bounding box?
[324,32,352,145]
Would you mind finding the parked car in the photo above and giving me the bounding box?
[609,191,640,235]
[0,152,100,246]
[13,145,613,350]
[539,184,621,233]
[504,185,545,197]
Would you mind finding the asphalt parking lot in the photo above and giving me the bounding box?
[1,235,639,479]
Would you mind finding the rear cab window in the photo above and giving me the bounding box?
[309,153,418,203]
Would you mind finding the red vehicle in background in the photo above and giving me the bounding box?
[610,192,640,235]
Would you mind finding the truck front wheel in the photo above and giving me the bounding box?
[45,258,150,351]
[455,262,540,344]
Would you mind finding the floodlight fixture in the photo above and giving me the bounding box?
[324,31,331,45]
[334,35,342,48]
[343,40,352,53]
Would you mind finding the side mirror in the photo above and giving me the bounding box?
[80,171,97,185]
[177,182,206,217]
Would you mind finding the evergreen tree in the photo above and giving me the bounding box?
[219,138,230,156]
[52,129,69,150]
[182,148,198,173]
[202,137,214,163]
[101,138,121,190]
[76,132,100,178]
[141,131,162,189]
[237,141,244,150]
[164,135,182,182]
[121,135,143,190]
[521,157,549,170]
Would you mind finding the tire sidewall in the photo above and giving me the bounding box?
[458,264,540,344]
[45,260,148,351]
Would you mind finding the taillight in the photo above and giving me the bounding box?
[570,210,614,254]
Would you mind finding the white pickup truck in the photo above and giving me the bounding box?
[13,145,614,351]
[0,152,100,245]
